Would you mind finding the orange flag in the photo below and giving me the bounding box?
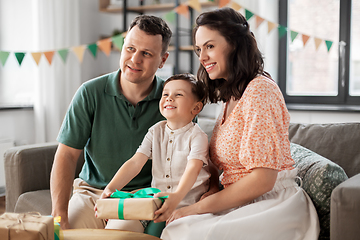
[174,4,189,19]
[314,37,322,50]
[255,16,265,28]
[302,34,310,46]
[219,0,230,8]
[98,38,112,56]
[72,45,86,63]
[31,52,42,65]
[230,2,241,11]
[267,21,277,34]
[44,51,55,65]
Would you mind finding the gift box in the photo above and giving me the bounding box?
[96,188,167,220]
[0,212,54,240]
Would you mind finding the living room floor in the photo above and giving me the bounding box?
[0,196,5,214]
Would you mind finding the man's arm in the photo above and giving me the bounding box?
[50,143,82,230]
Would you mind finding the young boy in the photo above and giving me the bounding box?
[95,73,211,232]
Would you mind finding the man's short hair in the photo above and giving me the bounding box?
[129,15,172,55]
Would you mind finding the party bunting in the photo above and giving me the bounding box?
[290,31,298,42]
[314,37,322,50]
[0,0,337,68]
[44,51,55,64]
[302,34,310,46]
[164,11,176,24]
[245,9,254,20]
[174,4,189,19]
[325,40,333,52]
[255,16,265,28]
[219,0,230,8]
[57,49,69,63]
[15,52,26,66]
[112,34,124,51]
[31,52,42,65]
[230,2,241,11]
[87,43,98,58]
[188,0,201,12]
[72,45,86,63]
[267,21,277,34]
[0,51,10,66]
[98,38,112,56]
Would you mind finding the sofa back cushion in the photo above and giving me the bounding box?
[289,122,360,178]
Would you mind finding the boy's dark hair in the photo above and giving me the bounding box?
[129,15,172,55]
[193,7,271,103]
[165,73,208,108]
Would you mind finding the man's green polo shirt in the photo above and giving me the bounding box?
[57,69,165,190]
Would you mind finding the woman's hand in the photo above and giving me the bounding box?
[166,205,197,225]
[153,192,180,223]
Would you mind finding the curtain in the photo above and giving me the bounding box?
[33,0,81,143]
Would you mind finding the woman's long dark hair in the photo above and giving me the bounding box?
[193,7,271,103]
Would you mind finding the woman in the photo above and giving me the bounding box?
[160,8,319,240]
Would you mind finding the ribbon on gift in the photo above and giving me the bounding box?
[110,187,168,219]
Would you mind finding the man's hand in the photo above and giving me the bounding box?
[153,192,179,223]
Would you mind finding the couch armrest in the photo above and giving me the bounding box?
[330,173,360,240]
[4,142,58,212]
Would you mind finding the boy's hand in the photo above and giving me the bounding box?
[153,192,179,223]
[94,188,113,218]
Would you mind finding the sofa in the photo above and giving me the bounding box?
[4,121,360,239]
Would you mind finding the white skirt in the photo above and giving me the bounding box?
[161,169,319,240]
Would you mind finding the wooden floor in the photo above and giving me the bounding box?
[0,196,5,214]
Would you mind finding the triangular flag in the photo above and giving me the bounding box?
[302,34,310,46]
[245,9,254,20]
[97,38,112,56]
[72,45,86,63]
[188,0,201,12]
[267,21,277,34]
[325,40,333,52]
[174,4,189,19]
[57,49,69,63]
[230,2,241,11]
[44,51,55,65]
[164,11,176,24]
[255,16,265,28]
[219,0,230,8]
[112,34,124,51]
[15,52,26,66]
[314,37,322,50]
[87,43,98,58]
[31,52,42,65]
[278,25,287,39]
[290,31,298,42]
[0,51,10,66]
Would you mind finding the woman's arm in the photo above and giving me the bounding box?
[167,167,278,223]
[153,159,204,223]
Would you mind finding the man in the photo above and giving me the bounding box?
[50,15,172,230]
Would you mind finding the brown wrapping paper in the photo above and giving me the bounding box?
[96,198,163,220]
[0,212,54,240]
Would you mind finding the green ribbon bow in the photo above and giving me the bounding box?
[110,187,168,219]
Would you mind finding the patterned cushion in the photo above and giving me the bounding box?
[290,143,348,240]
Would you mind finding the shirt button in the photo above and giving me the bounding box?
[167,186,171,189]
[167,158,170,161]
[170,132,174,134]
[166,175,170,178]
[169,140,173,143]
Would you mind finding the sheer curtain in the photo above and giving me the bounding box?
[33,0,81,143]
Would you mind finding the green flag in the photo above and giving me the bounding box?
[87,43,98,58]
[0,51,10,66]
[15,52,26,66]
[58,49,69,63]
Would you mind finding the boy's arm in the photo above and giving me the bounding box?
[98,152,149,199]
[153,159,204,223]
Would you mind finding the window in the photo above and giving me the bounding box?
[279,0,360,108]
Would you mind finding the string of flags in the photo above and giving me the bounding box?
[0,0,334,67]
